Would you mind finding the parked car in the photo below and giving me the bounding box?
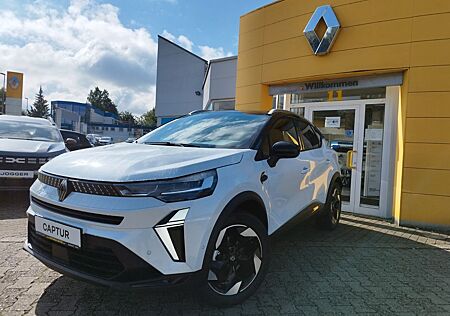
[25,110,341,305]
[98,136,113,146]
[125,137,136,143]
[86,134,101,146]
[0,115,66,191]
[59,130,93,151]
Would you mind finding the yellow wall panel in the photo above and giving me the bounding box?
[236,66,262,88]
[331,19,412,52]
[263,15,309,45]
[413,0,450,16]
[238,28,264,52]
[263,37,310,64]
[401,193,450,226]
[411,39,450,67]
[235,85,264,105]
[407,92,450,118]
[334,0,412,27]
[409,66,450,92]
[405,118,450,144]
[412,12,450,41]
[240,9,265,34]
[403,168,450,196]
[404,143,450,170]
[261,43,410,83]
[237,47,264,70]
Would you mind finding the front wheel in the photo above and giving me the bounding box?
[201,213,270,306]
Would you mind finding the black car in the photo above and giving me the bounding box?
[60,130,93,151]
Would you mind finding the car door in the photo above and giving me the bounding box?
[295,119,330,204]
[260,117,312,228]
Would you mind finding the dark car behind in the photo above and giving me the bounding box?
[60,130,93,151]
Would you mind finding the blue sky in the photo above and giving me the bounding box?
[98,0,272,55]
[0,0,272,114]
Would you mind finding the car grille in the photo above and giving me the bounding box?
[28,220,125,279]
[0,156,52,171]
[0,178,36,189]
[38,172,121,197]
[28,217,163,282]
[31,197,124,225]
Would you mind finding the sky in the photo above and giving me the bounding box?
[0,0,273,115]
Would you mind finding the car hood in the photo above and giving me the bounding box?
[0,138,66,156]
[41,143,247,182]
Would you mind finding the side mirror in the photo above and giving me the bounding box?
[268,141,299,167]
[65,138,77,148]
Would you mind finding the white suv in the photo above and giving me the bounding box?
[25,110,342,305]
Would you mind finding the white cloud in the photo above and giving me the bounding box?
[199,45,233,61]
[0,0,233,115]
[0,0,157,115]
[161,30,233,61]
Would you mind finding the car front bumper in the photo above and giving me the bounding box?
[25,178,229,286]
[24,215,202,289]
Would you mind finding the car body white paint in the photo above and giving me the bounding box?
[27,139,339,275]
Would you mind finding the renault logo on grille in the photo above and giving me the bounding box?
[58,179,72,202]
[303,5,340,55]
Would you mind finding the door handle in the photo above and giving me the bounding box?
[301,167,310,174]
[346,150,357,169]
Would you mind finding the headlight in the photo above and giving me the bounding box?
[115,170,218,202]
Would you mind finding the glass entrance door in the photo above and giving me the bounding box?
[308,106,360,212]
[305,100,389,217]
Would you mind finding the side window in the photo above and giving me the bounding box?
[295,120,321,150]
[259,118,301,159]
[267,117,300,151]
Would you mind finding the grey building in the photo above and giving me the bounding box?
[203,56,237,111]
[154,36,237,126]
[155,36,207,126]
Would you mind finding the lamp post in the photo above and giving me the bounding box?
[0,72,5,114]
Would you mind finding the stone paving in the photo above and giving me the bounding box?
[0,192,450,315]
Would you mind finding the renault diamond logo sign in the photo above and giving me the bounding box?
[58,179,72,202]
[303,5,340,55]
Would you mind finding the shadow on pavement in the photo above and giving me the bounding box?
[34,217,450,315]
[0,191,29,220]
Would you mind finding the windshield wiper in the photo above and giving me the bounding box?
[143,141,200,147]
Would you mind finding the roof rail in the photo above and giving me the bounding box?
[188,110,208,115]
[267,109,294,115]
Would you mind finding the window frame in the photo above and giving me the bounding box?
[293,117,323,152]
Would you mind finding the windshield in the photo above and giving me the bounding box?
[138,111,269,149]
[0,120,63,142]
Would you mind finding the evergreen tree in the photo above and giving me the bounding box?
[87,87,118,115]
[28,86,50,118]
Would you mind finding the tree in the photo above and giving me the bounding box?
[28,86,50,118]
[119,111,136,125]
[137,108,157,128]
[87,87,118,115]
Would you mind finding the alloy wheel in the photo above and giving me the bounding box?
[207,224,263,296]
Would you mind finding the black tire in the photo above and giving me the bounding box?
[200,212,270,306]
[316,182,342,230]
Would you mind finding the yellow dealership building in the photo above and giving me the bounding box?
[235,0,450,230]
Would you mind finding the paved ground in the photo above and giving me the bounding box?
[0,193,450,316]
